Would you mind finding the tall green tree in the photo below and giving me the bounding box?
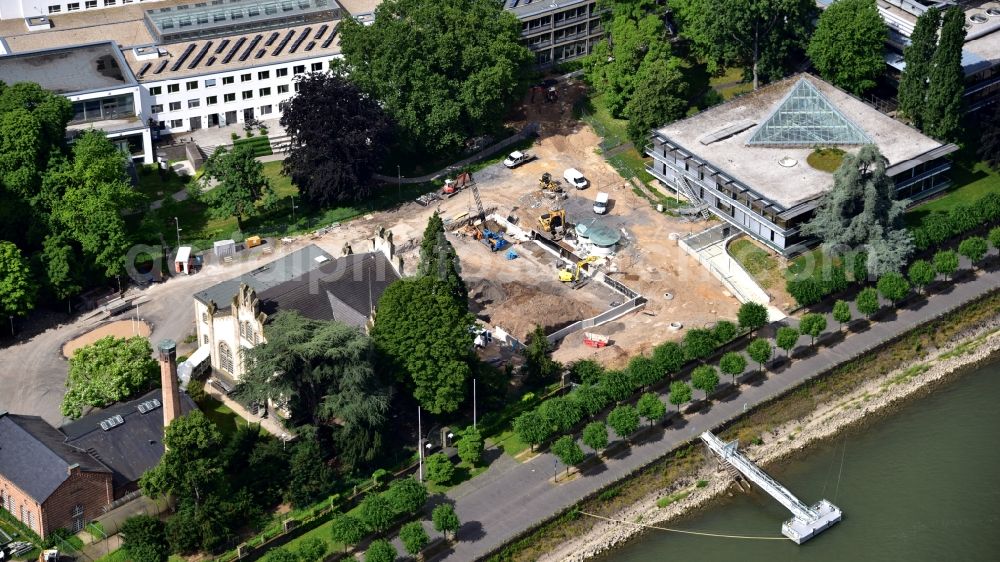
[374,275,474,414]
[624,56,689,147]
[747,338,773,372]
[364,539,396,562]
[776,326,799,356]
[802,146,913,276]
[737,302,769,335]
[719,351,747,382]
[432,504,460,540]
[855,287,880,318]
[120,515,169,562]
[807,0,886,94]
[898,8,941,128]
[651,341,685,375]
[280,72,393,206]
[337,0,532,153]
[551,435,586,474]
[924,7,967,142]
[798,313,827,346]
[61,335,157,418]
[196,144,274,231]
[582,421,609,451]
[636,392,667,426]
[691,365,719,399]
[286,436,336,508]
[0,241,35,323]
[683,328,716,362]
[141,411,224,505]
[674,0,817,89]
[425,452,454,484]
[457,426,484,467]
[832,300,853,329]
[524,325,561,387]
[627,355,660,390]
[958,236,989,268]
[514,410,549,452]
[877,272,911,305]
[239,311,389,468]
[933,249,959,280]
[418,212,467,302]
[329,515,366,552]
[668,380,692,410]
[400,521,429,556]
[607,404,641,440]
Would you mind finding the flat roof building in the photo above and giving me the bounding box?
[504,0,605,68]
[646,74,957,255]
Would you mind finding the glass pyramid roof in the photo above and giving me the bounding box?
[746,78,872,146]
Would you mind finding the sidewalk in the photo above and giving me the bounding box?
[431,260,1000,560]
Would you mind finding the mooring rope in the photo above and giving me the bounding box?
[578,511,790,541]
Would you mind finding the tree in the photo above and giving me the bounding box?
[607,404,640,441]
[958,236,989,269]
[329,515,366,552]
[373,276,474,414]
[61,335,157,418]
[989,227,1000,251]
[737,302,769,335]
[39,234,80,302]
[457,426,483,467]
[425,452,455,485]
[0,241,35,323]
[286,437,335,508]
[582,421,609,452]
[683,328,716,362]
[514,410,550,452]
[802,146,913,276]
[359,494,395,533]
[776,326,800,356]
[799,313,827,346]
[807,0,885,94]
[907,260,936,294]
[572,384,610,418]
[121,515,169,562]
[719,351,747,382]
[196,144,274,231]
[571,359,605,385]
[668,381,692,410]
[674,0,817,89]
[400,521,429,556]
[602,370,634,403]
[384,478,427,519]
[877,272,911,306]
[933,249,960,281]
[898,8,941,128]
[551,435,586,474]
[691,365,719,399]
[747,338,773,373]
[538,397,582,434]
[856,287,881,318]
[636,393,667,426]
[240,312,389,468]
[280,72,393,206]
[417,212,467,302]
[337,0,532,153]
[925,7,967,142]
[432,504,460,540]
[364,539,396,562]
[712,320,738,344]
[652,342,686,375]
[141,411,224,504]
[296,538,327,562]
[524,325,561,387]
[624,57,689,147]
[627,355,660,390]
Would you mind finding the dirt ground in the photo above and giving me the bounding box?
[310,77,739,369]
[61,320,152,358]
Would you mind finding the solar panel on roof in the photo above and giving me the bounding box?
[153,59,169,74]
[215,39,230,54]
[170,43,197,72]
[321,32,335,49]
[188,41,213,69]
[272,29,295,56]
[222,36,247,64]
[206,56,216,66]
[305,41,315,51]
[137,62,153,77]
[265,31,280,46]
[255,49,266,59]
[314,24,328,40]
[239,34,262,62]
[289,27,311,53]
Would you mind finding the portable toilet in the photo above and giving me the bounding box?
[174,246,194,274]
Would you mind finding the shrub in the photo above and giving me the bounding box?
[121,515,168,562]
[711,320,738,344]
[185,379,206,403]
[364,539,396,562]
[683,328,716,362]
[425,452,454,485]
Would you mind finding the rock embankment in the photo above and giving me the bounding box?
[543,318,1000,561]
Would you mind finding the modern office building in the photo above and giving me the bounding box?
[504,0,605,67]
[645,74,956,256]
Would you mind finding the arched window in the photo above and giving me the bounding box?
[239,320,246,339]
[219,342,233,373]
[244,321,253,342]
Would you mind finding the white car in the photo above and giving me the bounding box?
[564,168,589,189]
[593,192,609,214]
[503,151,533,168]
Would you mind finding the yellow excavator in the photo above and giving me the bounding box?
[559,256,599,282]
[537,209,567,239]
[539,172,563,193]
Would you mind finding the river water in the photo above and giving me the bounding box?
[602,359,1000,561]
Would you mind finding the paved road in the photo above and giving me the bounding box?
[434,262,999,561]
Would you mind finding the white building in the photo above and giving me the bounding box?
[192,233,401,385]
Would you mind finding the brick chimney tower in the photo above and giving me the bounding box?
[158,339,183,429]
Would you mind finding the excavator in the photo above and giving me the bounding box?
[537,208,567,239]
[539,172,563,194]
[558,255,599,283]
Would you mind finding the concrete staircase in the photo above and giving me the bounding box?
[269,133,291,154]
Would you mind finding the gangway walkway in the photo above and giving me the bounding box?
[700,431,842,543]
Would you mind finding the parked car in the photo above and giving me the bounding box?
[503,150,534,168]
[564,168,589,189]
[593,192,609,215]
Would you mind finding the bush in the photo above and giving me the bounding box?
[570,359,604,385]
[120,516,168,562]
[425,452,454,484]
[384,477,427,516]
[364,539,396,562]
[296,538,327,562]
[329,515,366,549]
[711,320,738,344]
[683,328,716,362]
[185,379,206,403]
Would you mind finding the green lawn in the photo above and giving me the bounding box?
[194,394,245,439]
[487,428,531,458]
[281,505,358,557]
[729,239,780,289]
[578,93,630,150]
[426,463,489,494]
[906,157,1000,223]
[93,549,128,562]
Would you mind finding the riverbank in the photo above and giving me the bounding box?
[541,312,1000,561]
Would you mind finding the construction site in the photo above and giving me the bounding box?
[305,77,739,368]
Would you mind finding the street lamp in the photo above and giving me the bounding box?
[290,195,298,223]
[397,164,401,200]
[174,217,182,250]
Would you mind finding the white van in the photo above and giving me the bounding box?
[563,168,589,189]
[594,192,609,214]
